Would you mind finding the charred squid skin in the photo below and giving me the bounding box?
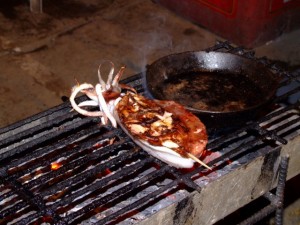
[70,62,211,169]
[70,83,104,117]
[113,108,195,168]
[114,93,211,169]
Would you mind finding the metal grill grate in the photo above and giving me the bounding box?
[1,42,300,225]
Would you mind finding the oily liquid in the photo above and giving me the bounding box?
[159,71,264,112]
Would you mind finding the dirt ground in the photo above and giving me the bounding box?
[0,0,217,127]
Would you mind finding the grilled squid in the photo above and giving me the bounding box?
[70,62,210,169]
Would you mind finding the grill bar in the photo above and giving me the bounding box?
[0,115,96,161]
[0,103,76,147]
[95,178,180,225]
[0,103,70,136]
[237,156,290,225]
[48,157,154,209]
[3,124,104,171]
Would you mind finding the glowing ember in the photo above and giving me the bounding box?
[51,162,62,170]
[227,159,233,164]
[96,168,112,178]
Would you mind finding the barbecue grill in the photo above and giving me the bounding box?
[1,42,299,225]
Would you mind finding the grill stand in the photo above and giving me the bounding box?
[1,41,299,225]
[238,156,289,225]
[137,139,299,225]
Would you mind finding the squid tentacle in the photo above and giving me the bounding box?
[70,83,104,117]
[95,84,117,128]
[104,61,115,90]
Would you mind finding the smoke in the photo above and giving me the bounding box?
[132,27,174,99]
[134,31,173,70]
[118,12,174,98]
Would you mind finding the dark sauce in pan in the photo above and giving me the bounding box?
[159,71,264,112]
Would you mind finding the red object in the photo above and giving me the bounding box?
[156,0,300,47]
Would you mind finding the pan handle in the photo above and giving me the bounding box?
[205,41,255,58]
[207,41,286,82]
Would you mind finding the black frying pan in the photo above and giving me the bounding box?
[144,51,282,130]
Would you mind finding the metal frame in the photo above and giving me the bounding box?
[238,156,290,225]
